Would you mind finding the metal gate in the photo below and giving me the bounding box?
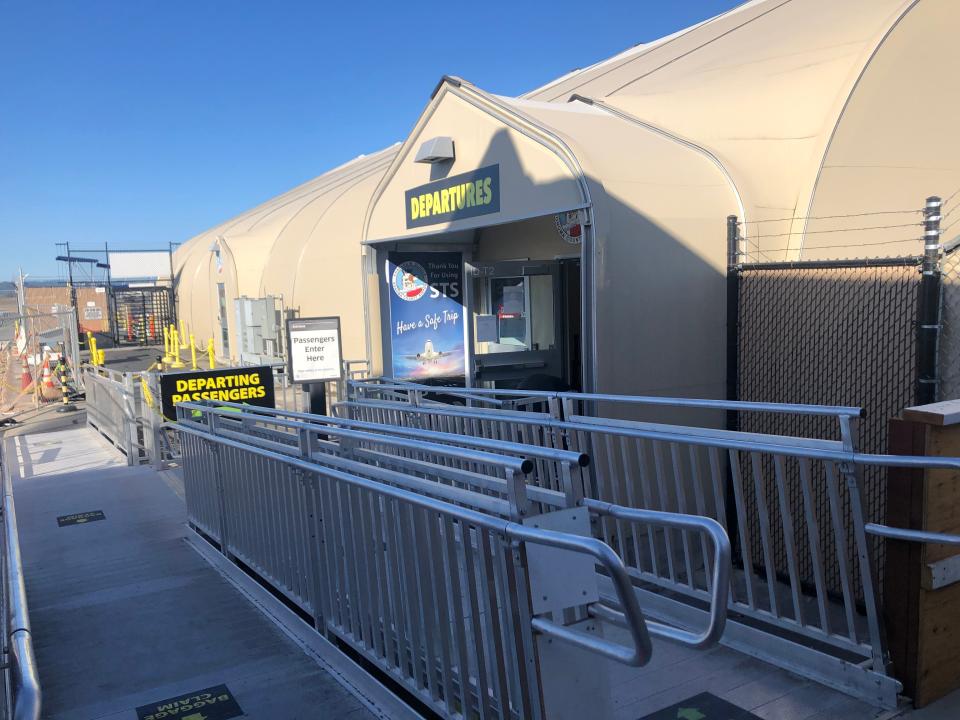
[111,286,172,346]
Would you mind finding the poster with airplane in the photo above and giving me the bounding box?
[386,251,466,380]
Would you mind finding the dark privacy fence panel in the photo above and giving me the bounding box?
[735,261,921,601]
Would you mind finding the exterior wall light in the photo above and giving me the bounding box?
[414,136,455,164]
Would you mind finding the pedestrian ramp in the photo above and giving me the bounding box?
[2,425,382,720]
[0,412,923,720]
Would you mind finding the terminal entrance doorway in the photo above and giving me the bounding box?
[471,257,581,391]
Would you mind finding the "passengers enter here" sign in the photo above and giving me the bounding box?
[286,316,343,384]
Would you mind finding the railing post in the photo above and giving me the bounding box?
[917,195,943,405]
[726,214,741,432]
[836,412,889,674]
[296,468,328,633]
[297,426,313,459]
[122,373,138,466]
[209,441,232,559]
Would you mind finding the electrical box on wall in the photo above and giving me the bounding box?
[234,295,284,365]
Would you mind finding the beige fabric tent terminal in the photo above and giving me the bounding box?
[173,0,960,397]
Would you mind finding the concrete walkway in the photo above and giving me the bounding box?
[4,425,377,720]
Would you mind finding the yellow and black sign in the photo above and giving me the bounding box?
[159,366,275,420]
[405,164,500,229]
[136,683,242,720]
[57,510,105,527]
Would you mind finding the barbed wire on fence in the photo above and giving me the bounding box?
[738,208,921,225]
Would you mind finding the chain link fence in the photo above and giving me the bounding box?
[0,307,83,415]
[734,258,922,603]
[937,242,960,401]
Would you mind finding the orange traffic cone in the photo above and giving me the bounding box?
[19,356,31,390]
[41,359,54,390]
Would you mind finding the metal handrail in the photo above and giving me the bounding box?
[866,523,960,546]
[345,399,930,468]
[196,400,588,469]
[2,443,41,720]
[584,502,731,649]
[178,404,534,476]
[349,379,864,419]
[174,423,655,667]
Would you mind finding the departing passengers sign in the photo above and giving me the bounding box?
[159,366,275,420]
[405,164,500,228]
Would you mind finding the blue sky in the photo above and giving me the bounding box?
[0,1,741,282]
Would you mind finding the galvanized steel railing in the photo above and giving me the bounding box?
[177,425,664,720]
[176,403,733,718]
[185,401,587,508]
[338,384,938,706]
[82,366,150,465]
[1,442,41,720]
[178,402,731,644]
[178,404,544,520]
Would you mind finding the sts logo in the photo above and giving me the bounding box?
[391,260,460,301]
[392,261,428,302]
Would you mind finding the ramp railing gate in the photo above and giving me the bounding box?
[175,402,731,720]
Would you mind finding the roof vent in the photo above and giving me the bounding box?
[415,137,455,164]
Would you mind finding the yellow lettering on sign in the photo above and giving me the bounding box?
[474,179,483,204]
[176,379,188,392]
[410,197,419,220]
[440,188,450,213]
[432,190,441,214]
[418,195,426,218]
[465,182,475,207]
[454,185,465,210]
[483,176,492,204]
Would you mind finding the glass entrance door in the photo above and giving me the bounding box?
[471,260,565,388]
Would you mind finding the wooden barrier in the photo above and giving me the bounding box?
[887,399,960,706]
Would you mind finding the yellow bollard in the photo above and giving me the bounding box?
[97,349,105,366]
[170,327,185,368]
[87,332,99,366]
[162,326,171,361]
[190,334,198,370]
[207,338,216,369]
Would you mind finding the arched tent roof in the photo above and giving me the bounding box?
[526,0,957,261]
[173,144,399,357]
[174,0,960,364]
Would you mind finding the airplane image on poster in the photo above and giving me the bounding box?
[405,339,450,365]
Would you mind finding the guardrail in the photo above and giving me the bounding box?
[347,379,863,439]
[176,422,693,720]
[1,442,41,720]
[82,366,150,465]
[337,386,949,707]
[178,402,731,653]
[184,401,588,505]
